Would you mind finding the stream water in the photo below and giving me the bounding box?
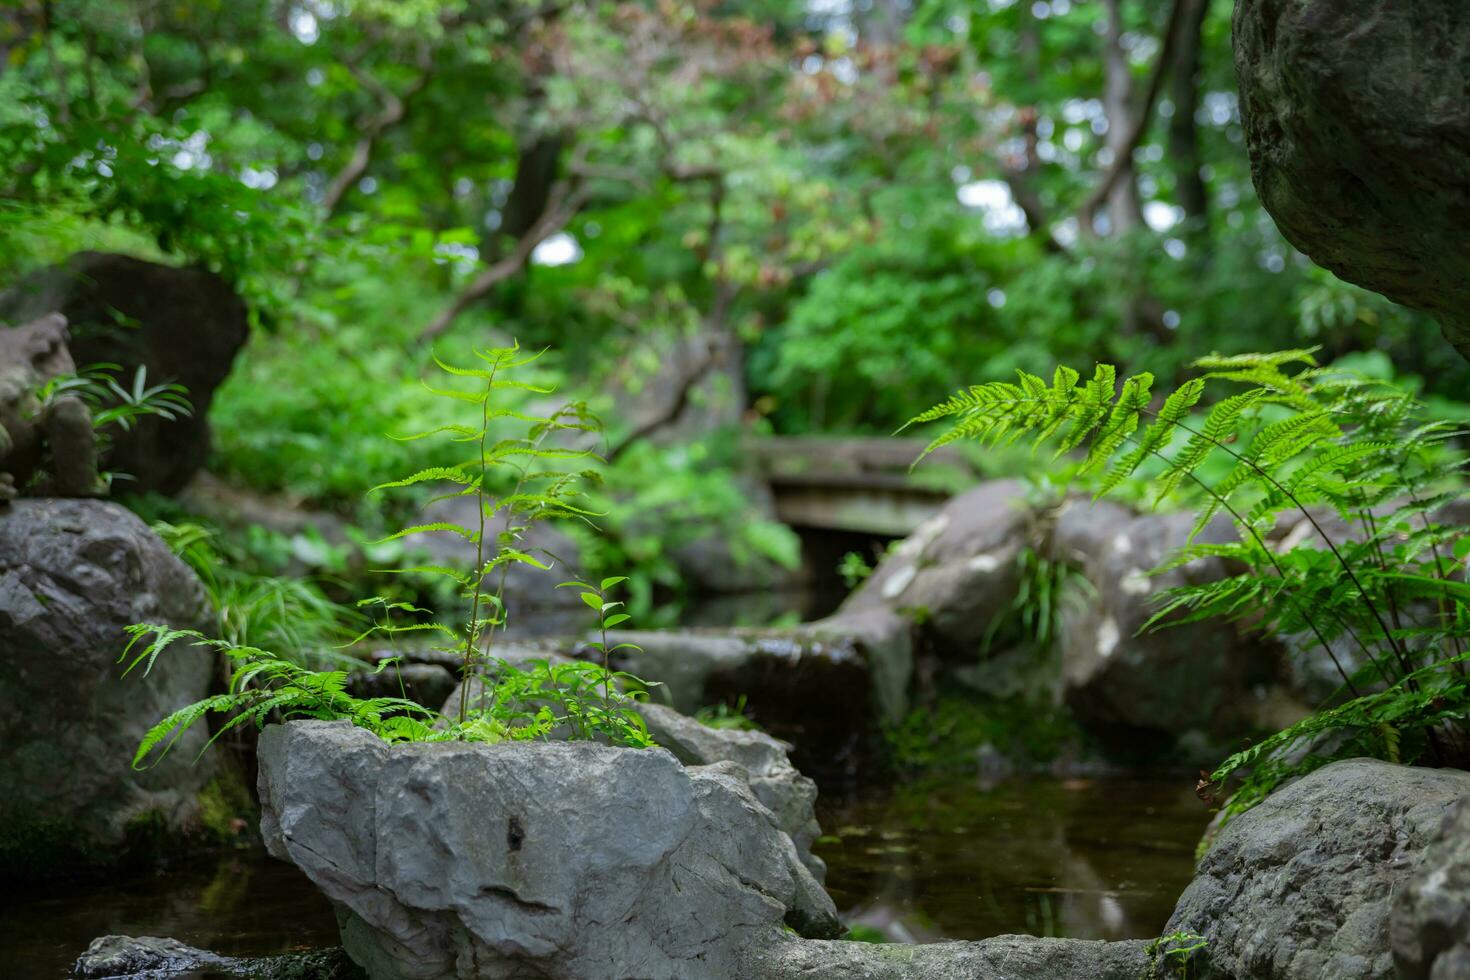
[6,775,1206,977]
[813,775,1210,944]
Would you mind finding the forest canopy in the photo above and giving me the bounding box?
[4,0,1467,602]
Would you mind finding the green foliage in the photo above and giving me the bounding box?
[838,550,876,589]
[127,343,657,760]
[913,351,1470,814]
[38,363,191,435]
[694,695,760,732]
[122,625,439,768]
[151,520,360,668]
[983,546,1090,654]
[1146,931,1209,979]
[883,693,1082,774]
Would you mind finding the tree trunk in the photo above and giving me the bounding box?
[1167,0,1210,226]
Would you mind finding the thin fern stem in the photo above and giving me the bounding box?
[1356,496,1421,681]
[460,360,499,725]
[1408,473,1467,668]
[1163,459,1365,698]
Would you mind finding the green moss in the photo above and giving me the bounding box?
[196,756,257,842]
[882,692,1086,774]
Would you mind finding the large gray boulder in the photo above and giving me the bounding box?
[257,720,840,980]
[1233,0,1470,357]
[0,498,216,876]
[1051,500,1280,757]
[1166,758,1470,979]
[842,480,1038,660]
[740,934,1150,979]
[436,680,831,881]
[1392,796,1470,980]
[0,252,250,493]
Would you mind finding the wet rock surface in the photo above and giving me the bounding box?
[0,499,215,876]
[741,934,1150,979]
[73,934,363,979]
[1051,500,1280,759]
[0,252,250,493]
[609,606,912,783]
[1167,758,1470,979]
[257,720,839,980]
[1233,0,1470,357]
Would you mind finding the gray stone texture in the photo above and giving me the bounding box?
[257,720,840,980]
[1393,796,1470,980]
[1051,499,1280,756]
[1233,0,1470,357]
[1167,758,1470,979]
[0,498,215,874]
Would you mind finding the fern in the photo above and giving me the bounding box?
[911,350,1470,817]
[127,341,659,763]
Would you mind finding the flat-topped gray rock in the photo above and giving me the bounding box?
[257,720,839,980]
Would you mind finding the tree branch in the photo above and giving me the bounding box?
[321,47,433,217]
[1075,0,1189,222]
[418,176,591,342]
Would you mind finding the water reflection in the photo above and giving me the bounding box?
[6,779,1208,975]
[3,853,339,979]
[813,775,1208,942]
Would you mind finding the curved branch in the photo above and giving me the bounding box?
[322,51,433,217]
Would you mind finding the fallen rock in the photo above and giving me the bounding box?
[72,934,362,979]
[257,720,840,980]
[740,934,1150,979]
[1233,0,1470,357]
[842,479,1038,660]
[1051,500,1280,758]
[0,499,215,876]
[0,252,250,493]
[1167,758,1470,979]
[1392,796,1470,980]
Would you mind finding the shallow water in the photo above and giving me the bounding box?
[3,853,339,980]
[813,775,1210,943]
[6,775,1207,977]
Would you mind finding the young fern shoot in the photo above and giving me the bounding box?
[370,343,603,724]
[124,341,658,763]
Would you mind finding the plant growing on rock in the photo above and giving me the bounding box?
[912,349,1470,816]
[126,343,655,762]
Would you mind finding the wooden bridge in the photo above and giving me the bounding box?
[749,436,982,537]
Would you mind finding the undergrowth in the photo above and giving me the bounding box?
[126,343,657,764]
